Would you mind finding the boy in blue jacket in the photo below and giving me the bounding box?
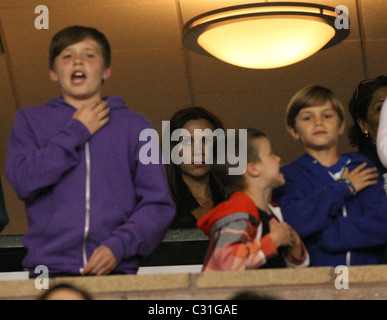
[5,26,175,277]
[273,85,387,266]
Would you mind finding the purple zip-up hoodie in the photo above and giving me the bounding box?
[5,96,175,275]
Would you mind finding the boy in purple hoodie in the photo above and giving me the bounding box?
[5,26,175,277]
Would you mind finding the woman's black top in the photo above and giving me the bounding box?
[359,143,387,174]
[169,173,224,229]
[258,209,287,269]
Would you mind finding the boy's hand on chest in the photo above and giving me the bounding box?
[73,101,110,135]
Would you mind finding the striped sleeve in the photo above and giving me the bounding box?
[202,214,278,271]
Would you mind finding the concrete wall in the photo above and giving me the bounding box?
[1,265,387,300]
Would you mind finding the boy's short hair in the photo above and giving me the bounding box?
[213,129,266,198]
[49,25,111,70]
[286,85,345,130]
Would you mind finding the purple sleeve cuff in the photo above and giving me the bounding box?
[65,119,91,145]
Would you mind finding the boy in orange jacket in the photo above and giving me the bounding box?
[197,129,309,271]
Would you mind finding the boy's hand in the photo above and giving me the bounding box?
[72,101,110,135]
[286,227,304,259]
[342,162,378,194]
[269,219,294,248]
[82,245,117,276]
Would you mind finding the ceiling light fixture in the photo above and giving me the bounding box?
[183,2,350,69]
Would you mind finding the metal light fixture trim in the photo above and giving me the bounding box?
[183,2,350,69]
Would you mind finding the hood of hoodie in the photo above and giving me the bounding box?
[197,191,259,236]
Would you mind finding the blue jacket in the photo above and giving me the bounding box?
[6,96,175,275]
[273,152,387,267]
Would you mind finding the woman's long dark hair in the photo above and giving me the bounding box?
[348,76,387,150]
[166,106,224,205]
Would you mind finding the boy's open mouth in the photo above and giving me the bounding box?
[313,130,327,135]
[71,71,86,84]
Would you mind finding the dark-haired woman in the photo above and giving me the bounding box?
[348,76,387,193]
[348,76,387,264]
[167,106,225,229]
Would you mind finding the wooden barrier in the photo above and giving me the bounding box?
[1,265,387,300]
[2,230,387,300]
